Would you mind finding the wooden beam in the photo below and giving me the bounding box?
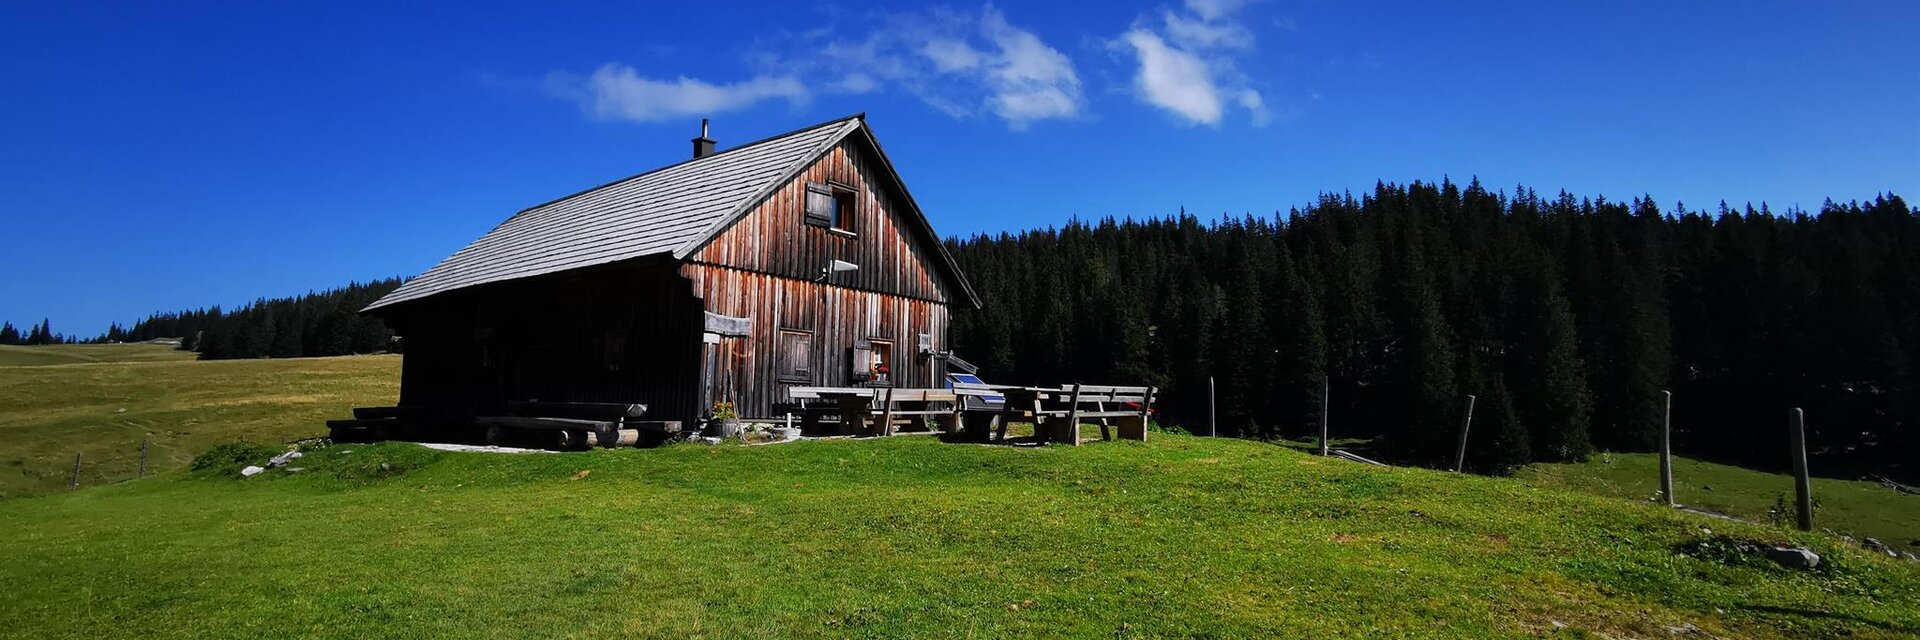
[1660,390,1674,507]
[1789,407,1814,532]
[1453,395,1477,473]
[507,401,648,420]
[878,386,896,436]
[475,415,617,432]
[1061,383,1084,446]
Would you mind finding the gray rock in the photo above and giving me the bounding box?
[240,465,266,477]
[1901,551,1918,562]
[1864,538,1897,557]
[267,450,304,467]
[1765,546,1821,570]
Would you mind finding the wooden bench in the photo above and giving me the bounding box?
[787,386,963,437]
[479,401,682,450]
[996,383,1156,445]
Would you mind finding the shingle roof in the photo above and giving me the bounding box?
[364,114,864,311]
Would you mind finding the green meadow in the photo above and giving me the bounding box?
[0,345,1915,638]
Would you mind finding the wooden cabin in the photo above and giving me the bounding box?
[361,114,980,429]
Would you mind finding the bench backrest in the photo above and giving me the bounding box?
[1058,384,1154,406]
[787,386,958,403]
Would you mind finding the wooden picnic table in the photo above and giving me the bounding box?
[995,384,1156,445]
[790,386,962,437]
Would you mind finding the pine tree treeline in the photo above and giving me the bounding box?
[0,319,80,345]
[134,279,404,359]
[944,181,1918,477]
[1,279,405,358]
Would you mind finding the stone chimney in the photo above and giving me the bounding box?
[692,118,716,159]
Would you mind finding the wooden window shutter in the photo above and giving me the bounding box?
[805,184,833,226]
[848,345,874,381]
[777,330,812,381]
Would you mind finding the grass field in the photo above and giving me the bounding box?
[1517,452,1920,546]
[0,345,397,497]
[0,341,197,366]
[1,346,1916,638]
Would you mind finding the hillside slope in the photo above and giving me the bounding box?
[0,341,196,366]
[0,352,397,497]
[2,436,1915,639]
[1518,453,1920,545]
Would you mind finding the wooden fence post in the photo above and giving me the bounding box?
[69,452,82,491]
[1208,376,1217,437]
[139,439,150,479]
[1789,407,1813,532]
[1318,377,1331,457]
[1453,395,1477,473]
[1659,391,1674,507]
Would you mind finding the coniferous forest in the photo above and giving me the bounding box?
[0,279,404,358]
[945,181,1918,478]
[140,279,403,359]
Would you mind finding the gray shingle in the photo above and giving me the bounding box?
[364,115,861,311]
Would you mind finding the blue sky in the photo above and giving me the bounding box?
[3,1,1916,335]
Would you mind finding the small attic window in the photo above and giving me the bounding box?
[806,182,857,234]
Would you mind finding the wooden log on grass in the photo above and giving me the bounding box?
[595,429,641,448]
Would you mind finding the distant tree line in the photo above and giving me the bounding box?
[2,279,404,359]
[945,181,1918,478]
[0,319,81,345]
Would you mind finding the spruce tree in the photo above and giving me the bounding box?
[1508,252,1594,461]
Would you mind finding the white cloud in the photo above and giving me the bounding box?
[1184,0,1254,22]
[549,64,808,123]
[1122,30,1221,125]
[1237,88,1270,126]
[922,38,983,73]
[977,7,1084,126]
[1117,0,1269,126]
[759,5,1083,129]
[1163,10,1251,50]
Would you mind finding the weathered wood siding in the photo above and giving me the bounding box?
[689,138,951,304]
[682,263,948,418]
[682,138,956,418]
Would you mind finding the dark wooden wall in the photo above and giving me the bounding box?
[385,263,705,424]
[684,136,958,419]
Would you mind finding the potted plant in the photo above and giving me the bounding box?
[706,401,741,438]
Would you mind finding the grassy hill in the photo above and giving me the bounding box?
[1517,453,1920,546]
[1,352,1916,638]
[0,346,396,497]
[0,341,197,366]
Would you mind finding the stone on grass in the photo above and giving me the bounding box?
[1863,538,1898,557]
[267,450,304,467]
[1764,546,1820,570]
[1664,622,1702,635]
[240,465,265,477]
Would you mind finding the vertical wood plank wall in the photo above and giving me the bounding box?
[684,137,957,418]
[689,138,951,303]
[391,264,705,424]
